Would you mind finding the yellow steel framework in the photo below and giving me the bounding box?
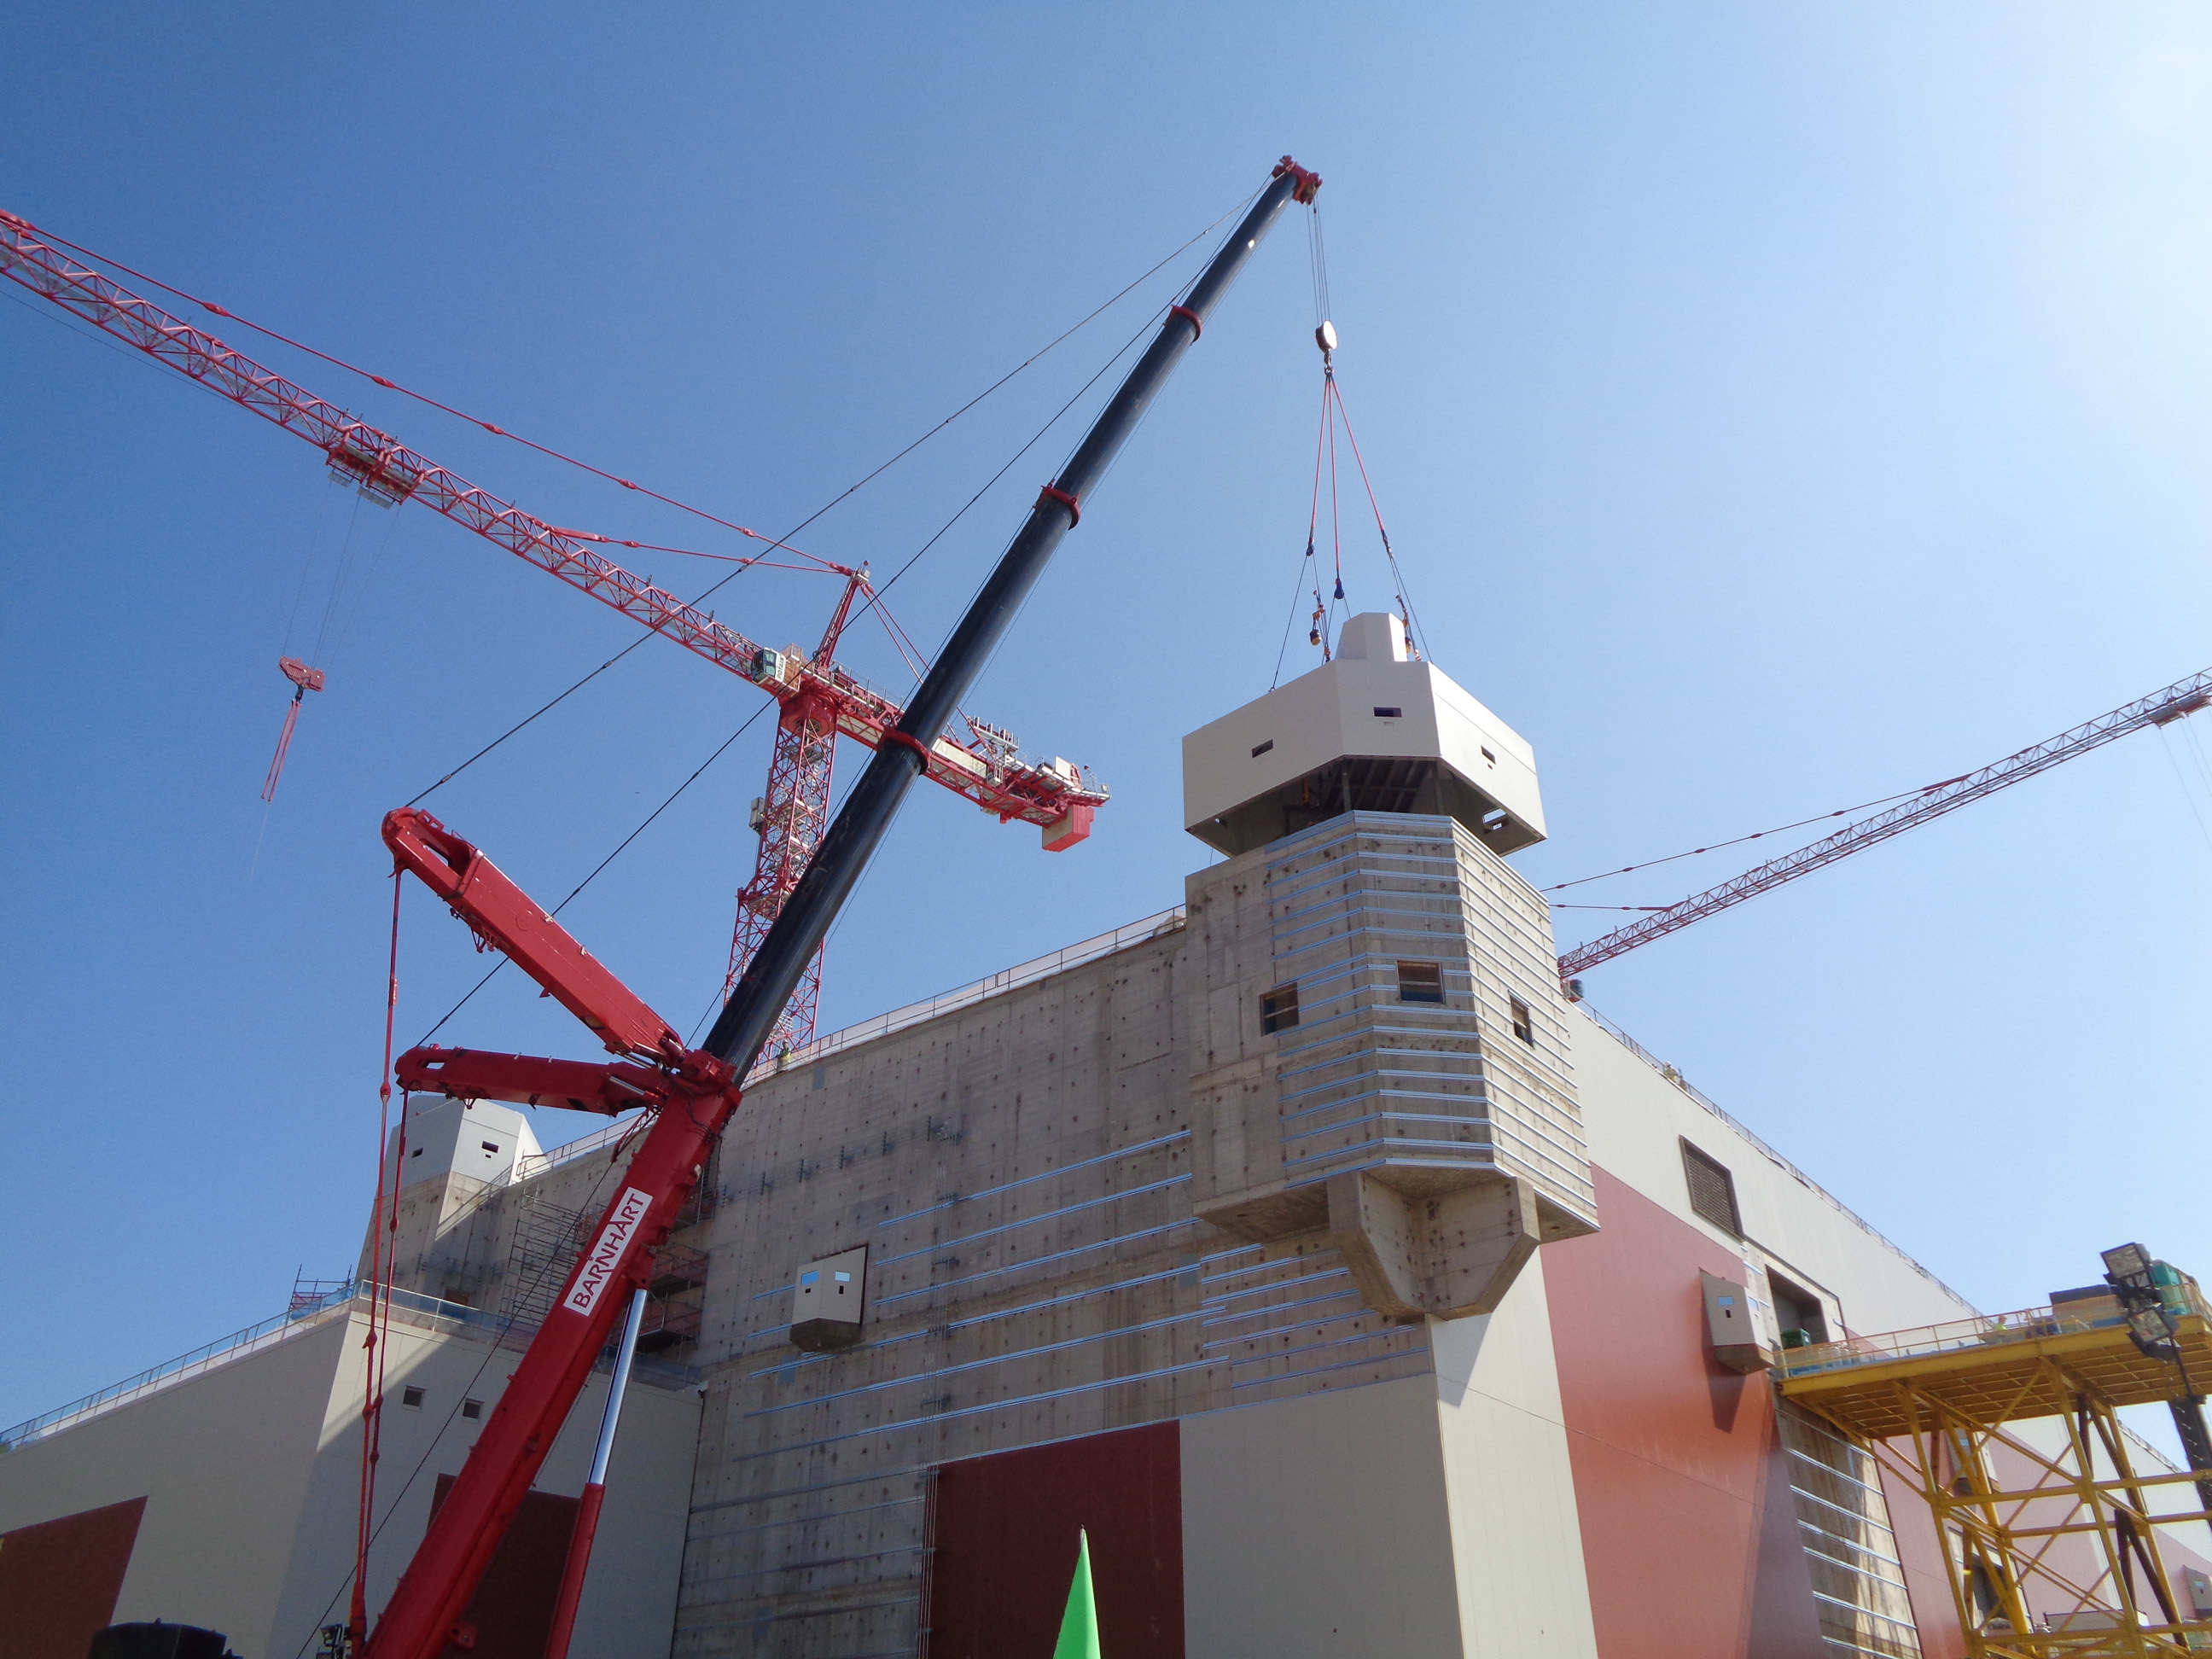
[1780,1293,2212,1658]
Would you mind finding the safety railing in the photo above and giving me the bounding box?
[510,1113,643,1185]
[1778,1285,2211,1381]
[750,906,1188,1080]
[0,1280,697,1453]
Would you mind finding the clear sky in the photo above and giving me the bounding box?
[3,3,2208,1444]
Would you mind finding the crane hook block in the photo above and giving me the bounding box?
[1315,320,1338,355]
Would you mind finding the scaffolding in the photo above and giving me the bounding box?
[1780,1287,2212,1657]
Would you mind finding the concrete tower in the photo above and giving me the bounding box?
[1179,614,1596,1322]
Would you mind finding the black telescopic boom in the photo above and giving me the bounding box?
[706,156,1320,1071]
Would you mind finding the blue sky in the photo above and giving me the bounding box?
[3,3,2209,1438]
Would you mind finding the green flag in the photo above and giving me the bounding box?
[1051,1528,1101,1659]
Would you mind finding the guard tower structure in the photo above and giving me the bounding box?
[1180,612,1596,1320]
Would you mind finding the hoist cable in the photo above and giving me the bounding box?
[1539,783,1965,894]
[20,201,1253,571]
[410,699,773,1049]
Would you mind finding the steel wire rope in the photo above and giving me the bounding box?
[20,199,1254,572]
[676,306,1183,1051]
[1536,782,1969,894]
[2157,725,2212,855]
[399,225,1226,808]
[410,698,774,1049]
[287,1110,651,1659]
[406,280,1195,1057]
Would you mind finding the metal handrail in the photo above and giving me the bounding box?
[749,906,1188,1080]
[1778,1287,2212,1380]
[0,1280,697,1452]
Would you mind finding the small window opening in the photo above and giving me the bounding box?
[401,1386,425,1409]
[1396,961,1443,1004]
[1509,996,1534,1045]
[1767,1271,1830,1347]
[799,1270,819,1284]
[461,1398,483,1420]
[410,1147,423,1158]
[1680,1140,1743,1237]
[810,1065,826,1092]
[1480,747,1496,764]
[1260,982,1301,1035]
[1372,706,1403,719]
[1250,739,1273,757]
[480,1141,501,1155]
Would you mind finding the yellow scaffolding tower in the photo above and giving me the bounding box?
[1780,1289,2212,1658]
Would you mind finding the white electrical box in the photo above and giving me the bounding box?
[789,1244,867,1353]
[1701,1270,1773,1374]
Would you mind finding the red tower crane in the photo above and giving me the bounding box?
[0,209,1109,1045]
[1557,664,2212,981]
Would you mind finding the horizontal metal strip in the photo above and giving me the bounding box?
[690,1464,928,1516]
[744,1309,1196,1418]
[1807,1591,1922,1633]
[690,1493,923,1543]
[749,1260,1202,1384]
[1202,1266,1352,1308]
[875,1132,1189,1227]
[874,1174,1191,1266]
[677,1596,919,1631]
[688,1545,927,1582]
[1230,1340,1431,1390]
[1281,1069,1487,1109]
[1201,1285,1363,1332]
[871,1219,1196,1307]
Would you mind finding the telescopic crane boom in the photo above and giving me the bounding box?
[1557,665,2212,981]
[362,157,1319,1659]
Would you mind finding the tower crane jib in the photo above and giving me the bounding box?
[1557,666,2212,981]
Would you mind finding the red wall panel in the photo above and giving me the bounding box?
[926,1420,1182,1659]
[428,1475,579,1659]
[0,1496,145,1659]
[1544,1165,1827,1659]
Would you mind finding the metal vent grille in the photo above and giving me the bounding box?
[1680,1140,1742,1236]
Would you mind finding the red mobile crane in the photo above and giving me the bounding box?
[0,210,1108,1051]
[357,156,1319,1659]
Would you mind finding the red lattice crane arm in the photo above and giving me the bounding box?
[1557,666,2212,981]
[0,209,1109,839]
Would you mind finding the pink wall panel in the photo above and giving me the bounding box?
[1544,1165,1827,1659]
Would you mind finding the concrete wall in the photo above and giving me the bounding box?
[0,1314,351,1653]
[0,1298,699,1659]
[1181,1376,1463,1656]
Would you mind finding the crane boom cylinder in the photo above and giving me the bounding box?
[703,157,1319,1075]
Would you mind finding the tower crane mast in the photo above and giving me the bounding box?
[0,208,1108,1045]
[1558,665,2212,981]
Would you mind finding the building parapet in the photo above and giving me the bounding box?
[0,1281,698,1453]
[747,906,1189,1080]
[1575,997,1972,1313]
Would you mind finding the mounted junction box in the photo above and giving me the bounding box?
[789,1245,867,1353]
[1702,1271,1773,1374]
